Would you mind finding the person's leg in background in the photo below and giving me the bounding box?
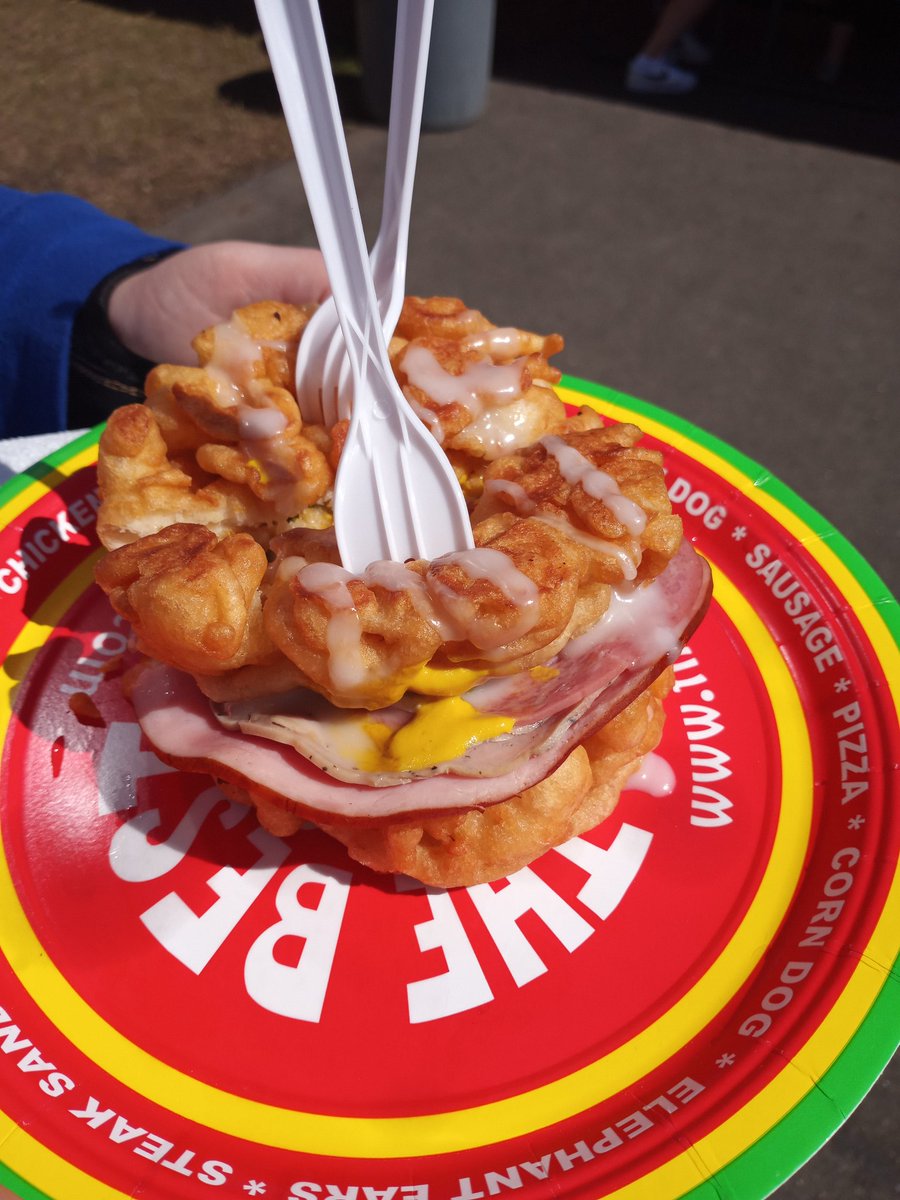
[626,0,718,94]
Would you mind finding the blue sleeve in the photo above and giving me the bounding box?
[0,187,181,439]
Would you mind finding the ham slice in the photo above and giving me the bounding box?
[470,538,710,722]
[129,541,711,823]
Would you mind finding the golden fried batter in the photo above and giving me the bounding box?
[269,526,342,567]
[395,296,495,342]
[99,302,335,550]
[96,523,276,676]
[95,295,683,710]
[194,408,332,518]
[393,336,567,464]
[429,513,593,668]
[476,423,682,585]
[96,404,274,549]
[264,559,445,710]
[395,297,564,366]
[192,300,313,393]
[259,510,601,708]
[389,296,567,477]
[145,301,313,450]
[445,383,567,470]
[193,657,311,703]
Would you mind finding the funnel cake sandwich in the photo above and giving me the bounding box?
[94,296,711,888]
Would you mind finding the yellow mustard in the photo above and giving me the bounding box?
[245,457,270,485]
[361,696,514,773]
[529,664,560,681]
[404,661,488,697]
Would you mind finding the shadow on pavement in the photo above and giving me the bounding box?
[82,0,356,40]
[491,0,900,162]
[82,0,263,33]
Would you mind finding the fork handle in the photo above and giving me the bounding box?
[255,0,390,409]
[371,0,434,329]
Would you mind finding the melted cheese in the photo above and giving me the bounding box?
[245,457,270,484]
[529,664,559,682]
[405,661,487,697]
[361,696,515,773]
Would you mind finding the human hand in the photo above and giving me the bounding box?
[107,240,329,365]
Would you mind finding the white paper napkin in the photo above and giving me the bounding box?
[0,430,89,485]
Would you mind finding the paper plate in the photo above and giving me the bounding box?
[0,379,897,1200]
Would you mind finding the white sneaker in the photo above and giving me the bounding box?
[626,54,698,95]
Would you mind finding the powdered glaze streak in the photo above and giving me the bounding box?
[296,562,370,693]
[411,403,446,444]
[563,574,684,665]
[455,401,546,459]
[430,548,540,652]
[625,750,676,797]
[239,407,289,441]
[402,344,526,418]
[203,316,316,514]
[295,546,542,689]
[461,327,534,358]
[362,560,440,634]
[541,436,647,535]
[484,478,536,514]
[206,319,289,408]
[483,479,639,581]
[275,555,307,584]
[530,511,639,582]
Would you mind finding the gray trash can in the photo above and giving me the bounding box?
[356,0,496,131]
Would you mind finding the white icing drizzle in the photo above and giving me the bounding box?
[402,344,525,418]
[362,560,422,591]
[456,308,484,329]
[441,548,538,608]
[484,479,638,581]
[540,435,647,535]
[563,574,683,665]
[362,560,443,633]
[461,327,532,358]
[625,751,676,797]
[455,399,546,459]
[276,554,307,583]
[206,320,288,408]
[484,478,536,514]
[533,512,639,582]
[297,563,369,692]
[428,547,539,652]
[239,406,289,440]
[404,394,446,443]
[199,317,304,512]
[296,546,542,687]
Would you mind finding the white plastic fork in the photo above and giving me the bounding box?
[294,0,433,427]
[254,0,473,572]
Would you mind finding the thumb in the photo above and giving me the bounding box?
[218,242,331,307]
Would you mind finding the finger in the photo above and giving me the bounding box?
[217,242,330,307]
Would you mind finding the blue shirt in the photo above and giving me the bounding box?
[0,187,178,439]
